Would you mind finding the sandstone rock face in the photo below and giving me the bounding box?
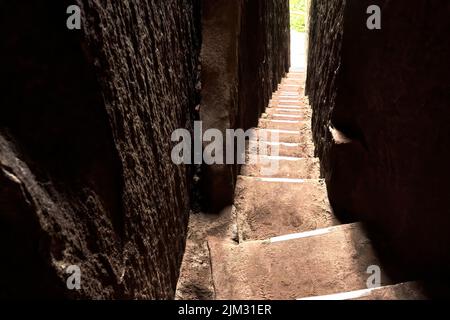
[200,0,242,213]
[239,0,291,130]
[306,0,346,164]
[307,0,450,277]
[200,0,290,213]
[0,0,200,299]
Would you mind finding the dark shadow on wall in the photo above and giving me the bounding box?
[307,0,450,288]
[200,0,290,213]
[0,0,123,298]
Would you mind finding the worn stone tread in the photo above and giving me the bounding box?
[241,157,320,179]
[209,223,389,300]
[299,282,427,300]
[235,176,337,240]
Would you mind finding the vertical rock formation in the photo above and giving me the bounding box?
[200,0,242,213]
[0,0,200,299]
[307,0,450,278]
[239,0,291,130]
[306,0,346,165]
[0,0,292,298]
[200,0,290,213]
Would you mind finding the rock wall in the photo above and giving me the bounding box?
[306,0,346,164]
[239,0,291,130]
[199,0,242,213]
[0,0,200,299]
[307,0,450,277]
[200,0,290,213]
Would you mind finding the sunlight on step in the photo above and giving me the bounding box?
[297,287,379,301]
[263,119,302,124]
[258,155,309,161]
[261,141,300,147]
[257,129,299,134]
[271,108,304,113]
[272,114,303,118]
[254,177,308,183]
[270,225,340,243]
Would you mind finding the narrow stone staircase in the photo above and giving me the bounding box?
[176,70,425,301]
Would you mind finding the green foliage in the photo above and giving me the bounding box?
[290,0,307,33]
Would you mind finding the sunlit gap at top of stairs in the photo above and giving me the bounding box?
[290,0,308,72]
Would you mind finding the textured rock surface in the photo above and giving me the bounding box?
[306,0,346,165]
[200,0,242,213]
[241,157,320,179]
[235,177,336,241]
[209,223,388,300]
[200,0,290,213]
[239,0,291,130]
[307,0,450,277]
[0,0,200,299]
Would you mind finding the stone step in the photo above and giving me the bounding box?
[279,82,304,87]
[247,141,314,158]
[263,112,305,118]
[274,88,306,95]
[261,113,308,121]
[270,101,308,108]
[274,91,301,97]
[274,91,302,97]
[265,107,310,117]
[272,95,306,101]
[269,102,309,108]
[268,107,307,113]
[281,79,304,86]
[235,176,337,240]
[278,85,303,92]
[271,100,303,106]
[298,282,426,300]
[285,72,306,81]
[241,156,320,179]
[209,223,390,300]
[278,89,304,95]
[253,127,313,145]
[272,90,301,94]
[279,82,304,88]
[252,130,301,144]
[266,107,308,114]
[258,119,309,131]
[270,96,303,102]
[176,208,234,300]
[272,94,307,100]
